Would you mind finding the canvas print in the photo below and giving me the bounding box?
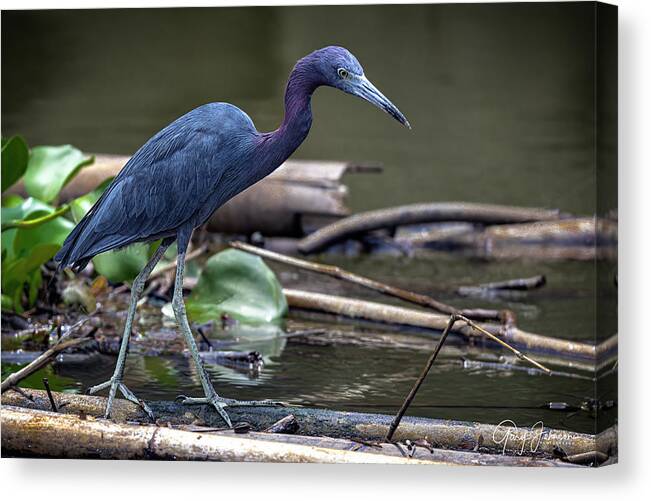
[1,2,617,466]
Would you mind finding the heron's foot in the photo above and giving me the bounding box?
[176,393,287,428]
[88,378,155,421]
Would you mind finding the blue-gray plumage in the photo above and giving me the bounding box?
[55,46,409,425]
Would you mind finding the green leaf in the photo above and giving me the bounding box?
[70,178,148,283]
[1,197,72,262]
[23,145,94,202]
[27,269,42,306]
[2,194,24,208]
[187,249,287,324]
[12,211,73,259]
[1,294,13,310]
[92,246,151,283]
[1,135,29,193]
[1,243,59,309]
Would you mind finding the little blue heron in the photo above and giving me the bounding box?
[55,46,410,426]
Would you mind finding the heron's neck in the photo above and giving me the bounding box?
[259,63,318,169]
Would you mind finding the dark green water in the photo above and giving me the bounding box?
[2,254,617,435]
[2,3,606,214]
[1,4,616,437]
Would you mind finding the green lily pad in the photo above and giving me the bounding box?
[187,249,287,324]
[23,145,94,202]
[1,135,29,193]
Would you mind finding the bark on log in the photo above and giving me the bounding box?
[0,405,442,463]
[7,155,377,237]
[2,390,615,461]
[283,288,617,363]
[397,218,617,261]
[298,202,564,254]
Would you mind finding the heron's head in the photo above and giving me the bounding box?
[306,46,411,129]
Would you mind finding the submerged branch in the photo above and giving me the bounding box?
[283,288,610,362]
[231,241,514,325]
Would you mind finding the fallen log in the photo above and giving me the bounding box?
[2,391,613,462]
[0,406,440,463]
[397,218,617,261]
[8,155,380,237]
[283,288,617,363]
[297,202,565,254]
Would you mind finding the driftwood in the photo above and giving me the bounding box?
[8,155,380,237]
[283,288,617,363]
[461,275,547,292]
[2,390,614,462]
[397,218,617,261]
[1,406,442,464]
[297,202,564,254]
[231,241,513,324]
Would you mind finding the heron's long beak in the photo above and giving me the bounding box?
[354,75,411,129]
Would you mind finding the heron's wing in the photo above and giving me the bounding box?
[56,116,233,269]
[93,130,224,240]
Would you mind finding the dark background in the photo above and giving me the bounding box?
[2,2,614,215]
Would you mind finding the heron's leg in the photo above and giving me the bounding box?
[88,239,172,419]
[171,228,284,428]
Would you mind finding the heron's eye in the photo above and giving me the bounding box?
[337,68,350,79]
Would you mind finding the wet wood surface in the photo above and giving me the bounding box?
[2,389,614,464]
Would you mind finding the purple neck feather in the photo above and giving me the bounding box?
[258,58,321,169]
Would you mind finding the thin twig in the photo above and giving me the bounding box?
[230,241,513,325]
[386,314,459,442]
[8,386,34,401]
[385,313,550,442]
[1,320,96,393]
[455,314,550,373]
[42,378,58,412]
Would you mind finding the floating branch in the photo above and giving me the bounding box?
[297,202,564,254]
[231,241,514,325]
[457,275,547,296]
[283,288,613,362]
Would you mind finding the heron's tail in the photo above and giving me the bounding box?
[54,215,96,273]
